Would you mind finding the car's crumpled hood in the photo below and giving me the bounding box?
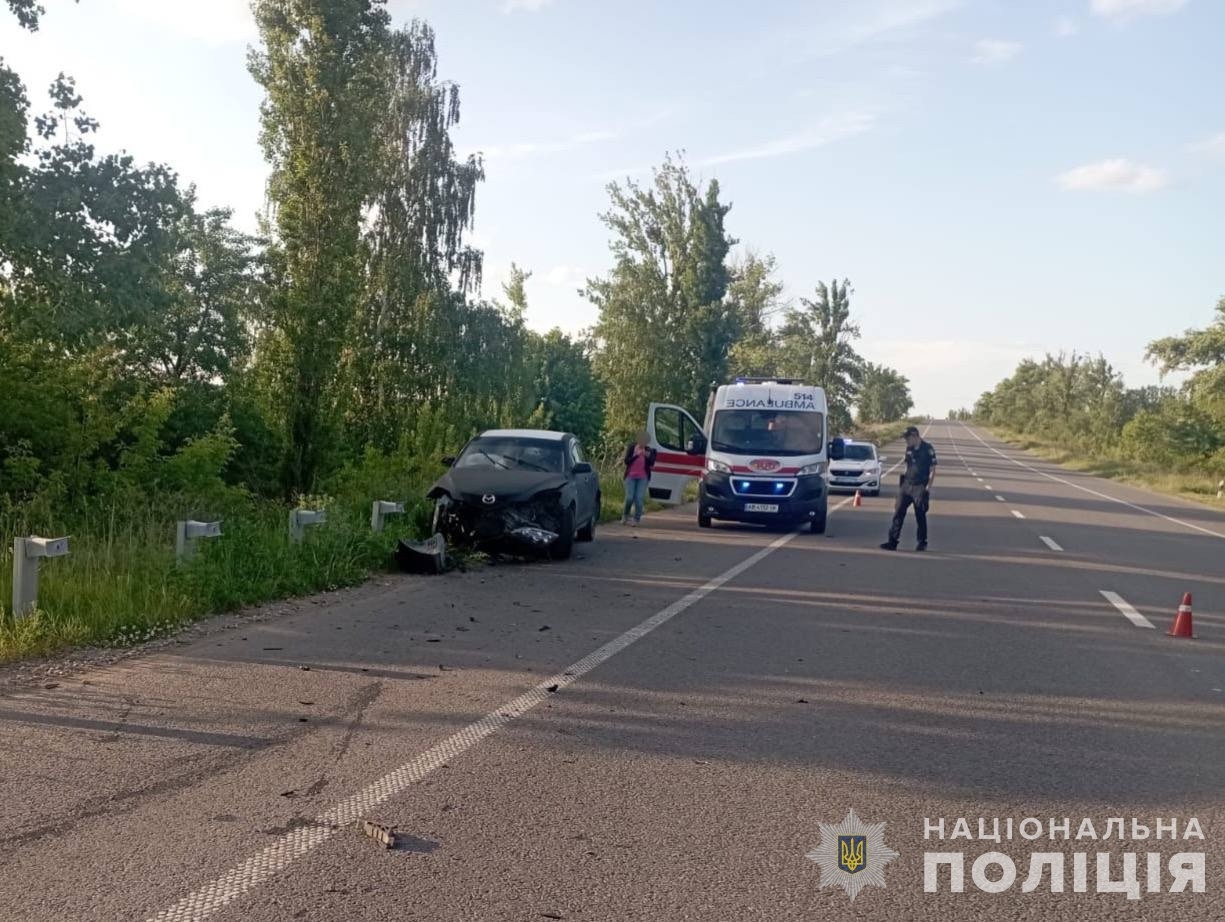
[428,468,568,504]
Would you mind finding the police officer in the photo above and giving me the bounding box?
[880,425,937,552]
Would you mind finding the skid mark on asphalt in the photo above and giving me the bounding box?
[1100,591,1157,630]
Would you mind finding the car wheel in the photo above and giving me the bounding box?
[698,508,712,528]
[551,505,576,560]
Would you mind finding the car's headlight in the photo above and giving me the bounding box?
[799,462,825,476]
[707,458,731,474]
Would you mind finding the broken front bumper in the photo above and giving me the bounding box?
[434,495,563,552]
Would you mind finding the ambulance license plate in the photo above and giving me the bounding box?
[744,503,779,513]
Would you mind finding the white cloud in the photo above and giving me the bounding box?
[504,0,555,12]
[862,338,1040,414]
[970,39,1022,65]
[1189,132,1225,158]
[1055,158,1169,193]
[780,0,962,62]
[1054,15,1080,36]
[540,265,588,289]
[697,112,876,167]
[1089,0,1188,22]
[116,0,255,43]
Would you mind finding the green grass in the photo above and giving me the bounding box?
[847,417,926,445]
[985,427,1225,508]
[0,481,434,663]
[0,463,659,662]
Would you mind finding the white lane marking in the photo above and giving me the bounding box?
[1100,590,1156,629]
[962,425,1225,540]
[1011,510,1026,519]
[976,477,984,482]
[147,440,923,922]
[995,495,1006,502]
[1040,536,1064,552]
[984,484,994,491]
[148,538,795,921]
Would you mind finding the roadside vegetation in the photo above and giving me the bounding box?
[0,1,914,660]
[969,310,1225,507]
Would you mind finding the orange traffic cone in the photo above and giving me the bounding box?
[1168,592,1195,638]
[853,490,862,508]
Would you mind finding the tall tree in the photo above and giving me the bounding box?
[526,329,605,448]
[249,0,391,493]
[727,251,786,378]
[776,279,863,433]
[1147,298,1225,416]
[343,19,486,450]
[588,154,737,438]
[857,363,913,423]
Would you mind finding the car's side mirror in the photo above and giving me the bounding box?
[573,462,593,474]
[686,434,707,455]
[829,438,846,461]
[441,456,456,467]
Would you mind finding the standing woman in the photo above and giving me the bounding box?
[622,431,657,526]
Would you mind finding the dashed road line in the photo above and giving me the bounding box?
[145,438,924,922]
[1100,591,1156,629]
[995,495,1006,502]
[1040,536,1064,552]
[1011,510,1026,519]
[961,424,1225,540]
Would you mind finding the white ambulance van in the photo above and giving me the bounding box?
[646,378,831,533]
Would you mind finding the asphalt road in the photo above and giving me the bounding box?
[2,422,1224,921]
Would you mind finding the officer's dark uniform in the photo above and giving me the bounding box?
[884,434,937,549]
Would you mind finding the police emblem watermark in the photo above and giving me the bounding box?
[806,808,899,901]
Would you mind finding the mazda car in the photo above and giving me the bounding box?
[426,429,600,559]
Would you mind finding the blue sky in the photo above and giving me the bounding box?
[2,0,1222,414]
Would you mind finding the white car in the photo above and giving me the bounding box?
[826,440,885,496]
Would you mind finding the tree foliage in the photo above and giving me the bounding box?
[249,0,394,493]
[858,363,913,424]
[774,280,863,433]
[589,155,738,440]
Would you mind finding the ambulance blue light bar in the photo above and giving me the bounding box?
[733,376,798,385]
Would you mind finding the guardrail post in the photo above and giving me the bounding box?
[11,535,70,618]
[371,500,406,534]
[176,520,223,563]
[289,508,327,544]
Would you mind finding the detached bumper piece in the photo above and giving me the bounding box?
[395,533,447,575]
[508,526,559,549]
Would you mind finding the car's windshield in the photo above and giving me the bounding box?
[843,444,876,461]
[710,410,825,457]
[456,438,564,473]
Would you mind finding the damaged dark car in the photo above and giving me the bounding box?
[427,429,601,559]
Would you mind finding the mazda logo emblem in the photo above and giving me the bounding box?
[482,494,497,505]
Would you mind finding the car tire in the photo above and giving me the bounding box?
[811,510,827,534]
[698,508,712,528]
[551,506,576,560]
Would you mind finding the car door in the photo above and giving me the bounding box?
[569,437,597,523]
[647,403,707,504]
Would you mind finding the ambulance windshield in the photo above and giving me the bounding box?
[710,410,825,457]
